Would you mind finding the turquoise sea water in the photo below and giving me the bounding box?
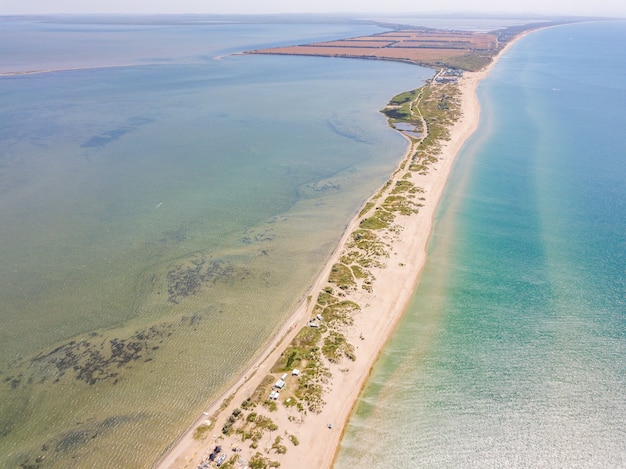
[336,21,626,468]
[0,18,431,468]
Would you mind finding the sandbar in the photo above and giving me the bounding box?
[155,30,526,469]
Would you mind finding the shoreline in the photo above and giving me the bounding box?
[156,34,523,469]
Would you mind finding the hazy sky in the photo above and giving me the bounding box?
[2,0,625,18]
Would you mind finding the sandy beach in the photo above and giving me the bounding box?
[156,36,520,469]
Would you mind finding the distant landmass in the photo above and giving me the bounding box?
[247,22,572,71]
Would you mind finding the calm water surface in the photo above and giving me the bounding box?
[0,18,431,468]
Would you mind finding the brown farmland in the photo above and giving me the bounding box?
[247,29,501,71]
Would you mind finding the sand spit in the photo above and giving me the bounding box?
[156,34,523,469]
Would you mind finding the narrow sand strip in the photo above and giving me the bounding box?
[156,35,523,469]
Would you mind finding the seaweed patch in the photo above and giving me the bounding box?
[80,116,155,149]
[166,257,251,303]
[1,314,205,390]
[26,326,170,386]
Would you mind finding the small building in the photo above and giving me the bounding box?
[269,390,279,400]
[274,378,286,389]
[292,369,301,376]
[316,314,323,321]
[281,373,288,380]
[435,76,458,84]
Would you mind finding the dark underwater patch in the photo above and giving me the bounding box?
[81,116,155,148]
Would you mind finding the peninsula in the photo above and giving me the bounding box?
[156,21,552,469]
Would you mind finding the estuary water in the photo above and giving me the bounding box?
[336,21,626,468]
[0,18,431,468]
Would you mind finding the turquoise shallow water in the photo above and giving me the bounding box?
[336,21,626,468]
[0,18,431,468]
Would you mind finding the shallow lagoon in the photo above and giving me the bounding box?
[0,18,431,467]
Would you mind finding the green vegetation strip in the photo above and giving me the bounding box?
[222,76,465,456]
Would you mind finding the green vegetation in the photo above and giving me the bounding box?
[321,300,359,327]
[389,89,419,105]
[283,397,298,408]
[251,78,466,430]
[322,331,356,363]
[249,452,281,469]
[220,395,234,410]
[294,349,330,413]
[391,179,421,195]
[259,75,462,423]
[373,180,392,200]
[272,327,322,373]
[217,455,240,469]
[351,228,377,243]
[383,195,419,215]
[231,411,279,446]
[350,234,387,259]
[382,81,462,179]
[351,264,367,279]
[328,263,355,290]
[250,374,276,404]
[341,250,378,272]
[358,201,375,218]
[285,350,297,369]
[316,289,336,306]
[192,423,211,440]
[222,407,244,435]
[382,89,420,127]
[446,52,493,71]
[256,415,278,431]
[359,209,395,230]
[381,107,410,120]
[271,436,287,454]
